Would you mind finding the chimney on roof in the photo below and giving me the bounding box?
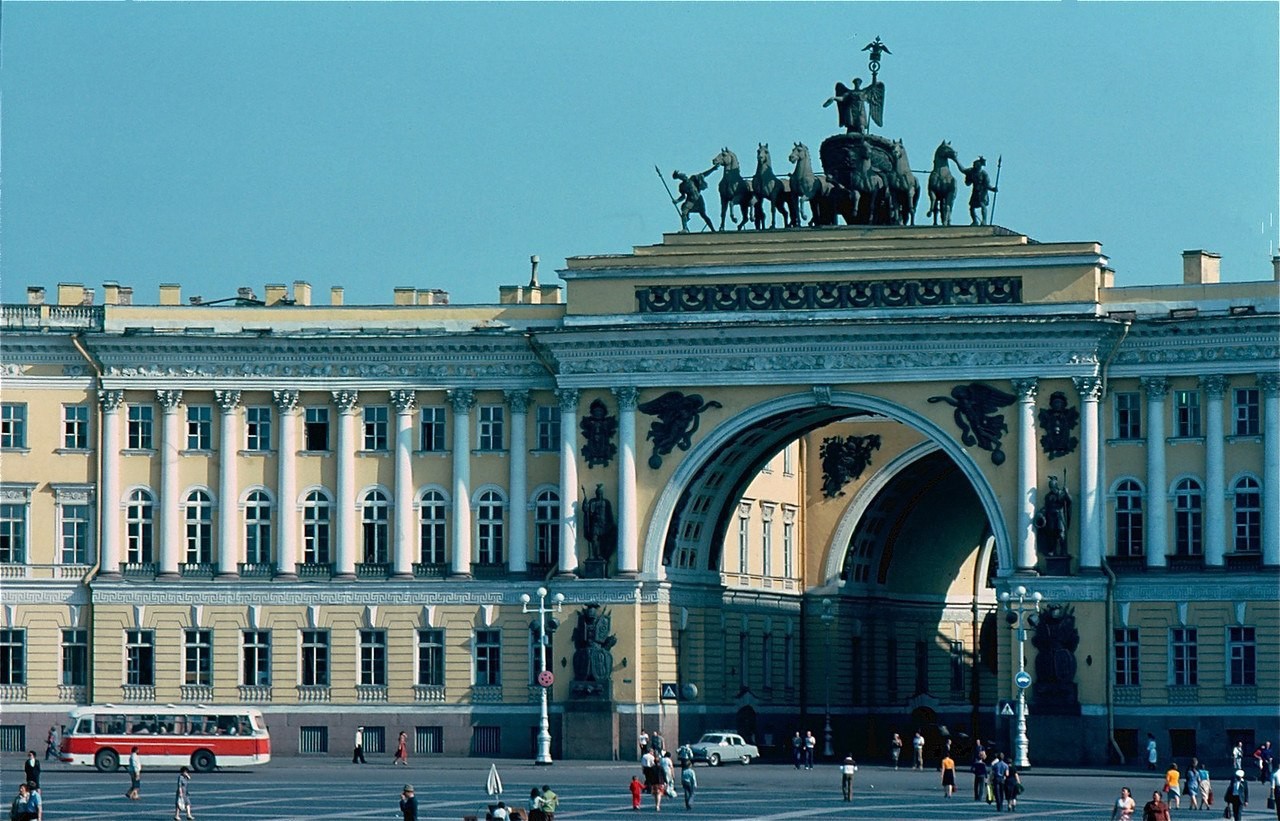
[160,284,182,305]
[529,255,540,288]
[57,283,85,306]
[293,281,312,306]
[1182,250,1220,285]
[1272,255,1279,282]
[27,287,45,305]
[264,284,288,305]
[330,286,344,306]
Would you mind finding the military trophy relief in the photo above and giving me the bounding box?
[819,434,883,498]
[570,603,617,700]
[1038,391,1079,460]
[661,36,1002,233]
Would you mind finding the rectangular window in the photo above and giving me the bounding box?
[363,406,389,451]
[1170,627,1197,686]
[298,726,328,754]
[535,405,560,451]
[477,405,505,450]
[127,404,154,450]
[0,504,26,564]
[915,639,929,696]
[417,629,444,687]
[782,443,795,477]
[738,515,750,573]
[761,513,773,577]
[1174,390,1201,438]
[245,407,272,452]
[125,629,155,686]
[60,504,92,564]
[1233,388,1260,436]
[762,634,773,690]
[1114,627,1140,686]
[300,630,329,686]
[242,630,271,686]
[474,629,501,686]
[949,640,965,693]
[61,629,88,687]
[184,629,212,686]
[1227,626,1256,687]
[415,726,443,755]
[886,637,898,699]
[783,518,795,578]
[420,406,446,452]
[359,629,387,687]
[0,629,25,685]
[739,632,749,690]
[783,634,794,690]
[303,407,329,452]
[0,404,26,449]
[62,404,90,449]
[1114,392,1142,439]
[186,405,213,450]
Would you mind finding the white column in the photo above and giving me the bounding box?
[612,386,640,576]
[505,391,530,573]
[272,390,300,579]
[215,390,242,579]
[1201,375,1227,568]
[556,388,580,576]
[156,390,184,579]
[1074,377,1103,570]
[390,390,417,579]
[1260,373,1280,567]
[448,389,475,578]
[98,390,124,578]
[333,390,360,580]
[1142,377,1169,569]
[1011,379,1038,572]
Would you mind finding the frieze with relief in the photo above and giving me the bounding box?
[637,276,1022,314]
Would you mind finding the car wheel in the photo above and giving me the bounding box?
[740,754,751,765]
[708,752,721,766]
[94,748,119,773]
[191,749,216,773]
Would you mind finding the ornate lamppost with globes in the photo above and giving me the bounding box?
[821,597,835,758]
[521,586,564,765]
[999,585,1042,768]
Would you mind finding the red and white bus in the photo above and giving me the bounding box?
[60,705,271,772]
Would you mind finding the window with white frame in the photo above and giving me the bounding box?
[419,491,447,565]
[417,629,444,687]
[361,490,390,564]
[1232,477,1261,553]
[62,404,90,449]
[244,491,272,565]
[61,629,88,687]
[1227,626,1255,686]
[302,491,331,565]
[125,629,155,686]
[420,406,446,452]
[245,406,272,452]
[949,640,965,693]
[184,628,212,686]
[1173,390,1201,438]
[127,404,154,450]
[1173,478,1203,556]
[184,490,214,564]
[1233,388,1260,436]
[60,503,92,564]
[1114,391,1141,440]
[0,503,26,564]
[126,489,155,564]
[737,504,751,573]
[186,405,213,450]
[0,404,26,449]
[0,629,25,685]
[533,489,559,566]
[1114,627,1139,686]
[782,508,796,578]
[359,629,387,686]
[477,405,504,450]
[363,406,389,451]
[303,407,329,452]
[474,629,501,686]
[760,503,775,577]
[1114,480,1144,557]
[242,630,271,686]
[782,442,795,476]
[535,405,559,451]
[300,630,329,686]
[1169,627,1197,686]
[476,491,504,565]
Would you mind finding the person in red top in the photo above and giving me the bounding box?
[629,775,643,811]
[1142,790,1171,821]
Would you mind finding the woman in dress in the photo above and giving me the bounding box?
[1109,786,1136,821]
[940,753,957,797]
[394,731,408,766]
[1005,765,1023,812]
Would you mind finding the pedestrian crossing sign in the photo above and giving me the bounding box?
[999,700,1016,717]
[660,682,679,700]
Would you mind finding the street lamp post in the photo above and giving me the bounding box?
[821,598,835,758]
[521,586,565,765]
[998,585,1042,769]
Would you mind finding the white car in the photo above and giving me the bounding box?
[689,732,759,766]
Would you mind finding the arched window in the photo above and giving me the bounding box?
[533,489,560,567]
[1232,477,1261,554]
[1173,478,1203,556]
[184,490,214,565]
[302,490,331,566]
[244,490,272,565]
[477,490,505,566]
[1114,480,1144,557]
[419,490,448,565]
[361,490,390,565]
[125,489,154,565]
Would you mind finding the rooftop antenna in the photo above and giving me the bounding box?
[529,255,540,288]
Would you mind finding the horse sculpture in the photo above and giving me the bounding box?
[887,139,920,226]
[711,148,754,231]
[849,141,887,225]
[751,143,790,230]
[926,140,959,227]
[788,142,853,227]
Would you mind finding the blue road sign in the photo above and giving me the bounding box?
[1014,670,1032,689]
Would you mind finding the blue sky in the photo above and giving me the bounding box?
[3,2,1277,306]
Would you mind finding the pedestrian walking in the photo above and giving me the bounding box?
[352,726,366,764]
[1187,758,1203,809]
[1266,766,1279,821]
[125,746,142,800]
[1198,763,1213,810]
[399,784,418,821]
[10,783,32,821]
[793,732,804,769]
[43,728,59,762]
[912,731,925,769]
[680,759,697,810]
[972,750,989,801]
[1224,768,1250,821]
[1145,734,1158,771]
[651,730,665,756]
[639,729,650,759]
[804,730,816,769]
[1233,741,1244,772]
[394,730,409,766]
[629,775,643,811]
[1110,786,1136,821]
[839,756,857,802]
[940,752,956,798]
[1163,762,1181,808]
[1257,741,1275,782]
[990,752,1010,811]
[890,732,903,770]
[540,784,558,821]
[1005,765,1022,812]
[22,753,39,790]
[1141,790,1170,821]
[527,787,546,821]
[173,767,194,821]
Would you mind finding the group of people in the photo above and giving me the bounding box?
[888,730,928,770]
[1111,740,1279,821]
[8,754,41,821]
[792,730,819,769]
[967,743,1023,811]
[636,743,695,810]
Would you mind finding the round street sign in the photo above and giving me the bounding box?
[538,670,554,688]
[1014,670,1032,689]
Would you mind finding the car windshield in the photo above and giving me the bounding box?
[699,735,724,744]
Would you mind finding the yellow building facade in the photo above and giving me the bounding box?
[1,226,1276,764]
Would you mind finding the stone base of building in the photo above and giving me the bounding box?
[563,700,618,760]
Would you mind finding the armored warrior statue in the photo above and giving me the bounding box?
[672,167,717,233]
[961,156,998,225]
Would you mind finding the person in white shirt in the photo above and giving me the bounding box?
[840,756,859,802]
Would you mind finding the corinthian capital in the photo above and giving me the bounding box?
[214,390,242,412]
[556,388,580,413]
[1199,374,1228,399]
[447,388,476,413]
[1140,376,1169,400]
[503,390,530,413]
[390,390,418,414]
[1072,376,1104,401]
[332,390,360,414]
[98,390,124,412]
[612,386,639,411]
[1010,378,1038,401]
[272,389,300,413]
[156,390,184,411]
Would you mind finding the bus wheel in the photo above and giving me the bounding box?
[191,749,216,773]
[95,749,119,773]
